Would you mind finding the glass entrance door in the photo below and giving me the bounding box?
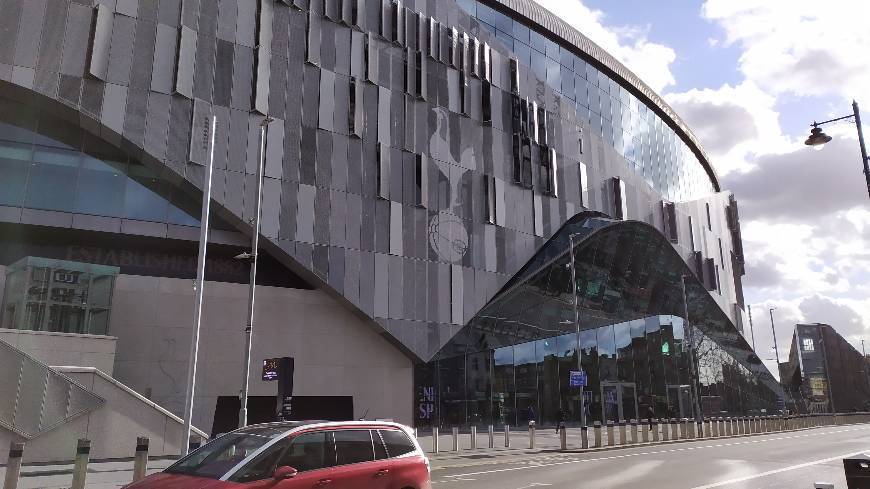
[667,384,694,418]
[602,384,620,423]
[601,382,639,422]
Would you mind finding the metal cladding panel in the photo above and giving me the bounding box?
[87,4,113,80]
[0,0,741,363]
[175,25,198,97]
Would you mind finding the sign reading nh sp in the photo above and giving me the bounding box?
[569,370,587,387]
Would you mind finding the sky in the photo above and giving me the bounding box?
[530,0,870,377]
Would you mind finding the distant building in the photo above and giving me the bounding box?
[780,323,870,414]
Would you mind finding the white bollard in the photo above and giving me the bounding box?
[70,439,91,489]
[452,427,459,451]
[133,437,149,482]
[3,441,24,489]
[432,427,439,453]
[470,426,477,450]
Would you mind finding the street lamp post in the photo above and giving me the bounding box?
[680,275,703,424]
[237,117,272,429]
[568,233,586,428]
[769,308,782,373]
[805,100,870,199]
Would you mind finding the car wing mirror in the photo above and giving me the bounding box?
[274,466,298,480]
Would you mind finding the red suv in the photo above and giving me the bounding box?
[125,421,431,489]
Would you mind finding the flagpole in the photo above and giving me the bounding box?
[181,114,217,455]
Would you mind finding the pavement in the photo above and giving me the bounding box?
[2,423,867,488]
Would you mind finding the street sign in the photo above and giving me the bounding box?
[569,370,587,387]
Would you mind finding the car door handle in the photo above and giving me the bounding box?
[374,469,390,477]
[314,479,332,486]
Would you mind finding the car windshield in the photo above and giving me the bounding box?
[165,433,276,479]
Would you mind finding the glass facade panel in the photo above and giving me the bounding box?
[416,215,783,428]
[0,96,234,230]
[456,0,716,201]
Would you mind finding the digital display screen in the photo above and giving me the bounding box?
[262,358,279,381]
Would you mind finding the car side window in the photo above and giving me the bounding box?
[372,430,388,460]
[333,429,375,466]
[228,439,291,483]
[277,431,336,473]
[379,429,416,457]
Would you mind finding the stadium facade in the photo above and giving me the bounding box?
[0,0,783,434]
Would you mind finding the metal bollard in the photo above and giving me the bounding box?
[559,426,567,450]
[607,422,615,446]
[630,420,638,444]
[488,425,494,448]
[3,441,24,489]
[652,419,660,442]
[70,439,91,489]
[470,426,477,450]
[528,423,536,449]
[581,425,589,449]
[432,427,440,453]
[594,421,602,447]
[504,425,510,448]
[452,427,459,451]
[619,421,627,445]
[133,437,149,482]
[671,419,679,440]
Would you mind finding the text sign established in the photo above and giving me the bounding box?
[569,370,587,387]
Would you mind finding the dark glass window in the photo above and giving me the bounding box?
[482,81,492,124]
[0,154,29,206]
[414,153,426,207]
[484,175,496,224]
[334,430,374,466]
[379,429,415,457]
[279,431,336,472]
[229,439,291,483]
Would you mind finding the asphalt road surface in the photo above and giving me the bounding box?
[431,424,870,489]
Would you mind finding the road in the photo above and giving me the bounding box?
[431,424,870,489]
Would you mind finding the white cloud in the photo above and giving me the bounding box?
[530,0,677,93]
[666,82,788,174]
[702,0,870,104]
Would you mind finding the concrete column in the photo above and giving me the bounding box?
[3,441,24,489]
[607,422,615,447]
[737,417,744,435]
[679,419,687,439]
[642,420,650,443]
[662,419,670,441]
[70,439,91,489]
[133,437,149,482]
[725,417,733,436]
[652,419,660,442]
[581,425,589,449]
[432,427,439,453]
[488,425,494,448]
[618,421,627,445]
[470,426,477,450]
[594,422,602,447]
[689,420,697,439]
[452,427,459,451]
[712,418,719,437]
[671,419,679,440]
[630,420,638,444]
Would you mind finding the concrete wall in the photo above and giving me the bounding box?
[0,329,117,375]
[0,367,208,464]
[108,274,414,435]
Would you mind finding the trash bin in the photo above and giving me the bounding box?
[843,454,870,489]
